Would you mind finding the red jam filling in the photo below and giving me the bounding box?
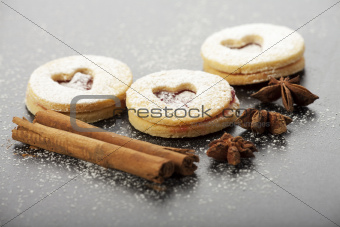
[228,43,262,53]
[230,89,236,104]
[58,72,93,91]
[154,90,196,107]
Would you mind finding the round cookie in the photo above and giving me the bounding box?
[203,57,305,85]
[201,23,305,74]
[126,70,240,138]
[25,55,133,123]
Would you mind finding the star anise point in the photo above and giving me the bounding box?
[251,76,318,112]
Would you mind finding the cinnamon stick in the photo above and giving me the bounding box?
[34,110,199,175]
[12,117,174,183]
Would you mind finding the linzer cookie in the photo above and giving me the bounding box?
[201,23,305,85]
[126,70,240,138]
[25,55,133,123]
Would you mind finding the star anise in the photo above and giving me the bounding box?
[251,76,319,112]
[236,108,292,135]
[206,133,257,165]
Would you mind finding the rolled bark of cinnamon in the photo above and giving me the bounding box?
[34,110,199,175]
[12,117,174,183]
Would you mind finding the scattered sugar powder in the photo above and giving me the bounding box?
[1,3,339,225]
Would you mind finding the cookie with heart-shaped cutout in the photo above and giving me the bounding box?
[126,70,240,138]
[25,55,133,123]
[201,23,305,85]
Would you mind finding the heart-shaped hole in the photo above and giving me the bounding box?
[153,83,196,107]
[221,35,263,54]
[52,68,93,91]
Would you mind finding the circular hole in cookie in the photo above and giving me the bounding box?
[221,35,263,54]
[152,83,197,107]
[52,68,94,91]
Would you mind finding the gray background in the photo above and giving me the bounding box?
[1,0,340,226]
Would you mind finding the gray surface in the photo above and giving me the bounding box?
[1,0,340,226]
